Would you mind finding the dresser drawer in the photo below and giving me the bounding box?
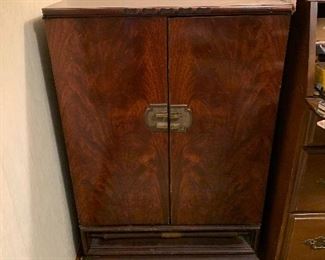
[293,149,325,212]
[283,214,325,260]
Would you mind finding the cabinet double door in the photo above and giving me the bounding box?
[46,15,289,227]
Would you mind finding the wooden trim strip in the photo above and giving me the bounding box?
[79,225,260,232]
[42,6,294,18]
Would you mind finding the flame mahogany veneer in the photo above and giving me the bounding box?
[43,0,293,258]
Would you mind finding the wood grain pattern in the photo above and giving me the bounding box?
[42,0,294,18]
[169,16,290,225]
[45,17,169,226]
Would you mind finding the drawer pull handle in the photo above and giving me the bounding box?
[304,236,325,249]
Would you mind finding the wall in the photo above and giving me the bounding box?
[0,1,78,259]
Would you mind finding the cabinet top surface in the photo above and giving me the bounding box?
[43,0,295,17]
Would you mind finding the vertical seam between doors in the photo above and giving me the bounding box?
[167,17,172,225]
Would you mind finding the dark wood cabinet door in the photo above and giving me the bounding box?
[169,16,290,225]
[45,18,169,226]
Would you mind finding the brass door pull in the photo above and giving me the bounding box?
[155,112,181,119]
[145,104,192,132]
[155,113,168,119]
[155,122,181,130]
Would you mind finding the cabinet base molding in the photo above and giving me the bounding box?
[82,256,258,259]
[80,225,259,258]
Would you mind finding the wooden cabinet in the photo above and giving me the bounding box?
[43,1,293,258]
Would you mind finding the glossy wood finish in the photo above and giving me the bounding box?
[292,149,325,212]
[45,17,169,226]
[169,16,290,225]
[283,214,325,260]
[44,2,293,257]
[42,0,295,18]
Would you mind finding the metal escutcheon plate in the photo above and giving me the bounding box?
[144,104,192,132]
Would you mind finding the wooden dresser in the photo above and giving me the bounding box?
[260,0,325,259]
[42,1,294,258]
